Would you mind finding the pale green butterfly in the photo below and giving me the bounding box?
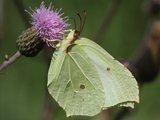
[47,18,139,117]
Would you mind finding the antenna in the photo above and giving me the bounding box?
[77,13,82,32]
[80,10,87,33]
[70,17,77,30]
[76,10,87,36]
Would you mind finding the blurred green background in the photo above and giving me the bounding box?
[0,0,160,120]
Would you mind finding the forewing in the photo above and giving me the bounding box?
[75,38,139,108]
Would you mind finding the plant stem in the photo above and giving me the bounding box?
[0,51,21,71]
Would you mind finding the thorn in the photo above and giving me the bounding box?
[4,54,9,61]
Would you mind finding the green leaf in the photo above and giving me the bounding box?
[47,30,139,117]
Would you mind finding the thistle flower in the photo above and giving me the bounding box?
[30,2,69,44]
[16,2,69,57]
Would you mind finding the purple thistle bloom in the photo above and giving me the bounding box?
[30,2,69,44]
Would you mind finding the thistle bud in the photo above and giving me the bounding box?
[16,27,45,57]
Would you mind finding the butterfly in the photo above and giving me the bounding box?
[47,29,139,117]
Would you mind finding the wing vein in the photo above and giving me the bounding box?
[63,58,73,110]
[51,54,66,100]
[78,44,134,78]
[68,53,98,92]
[68,57,75,90]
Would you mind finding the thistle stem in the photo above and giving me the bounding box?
[0,51,21,71]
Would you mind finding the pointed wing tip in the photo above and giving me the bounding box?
[119,100,140,109]
[65,100,139,117]
[101,100,139,111]
[66,111,100,117]
[66,113,71,118]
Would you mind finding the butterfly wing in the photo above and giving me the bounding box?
[75,38,139,108]
[48,41,105,117]
[48,36,139,117]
